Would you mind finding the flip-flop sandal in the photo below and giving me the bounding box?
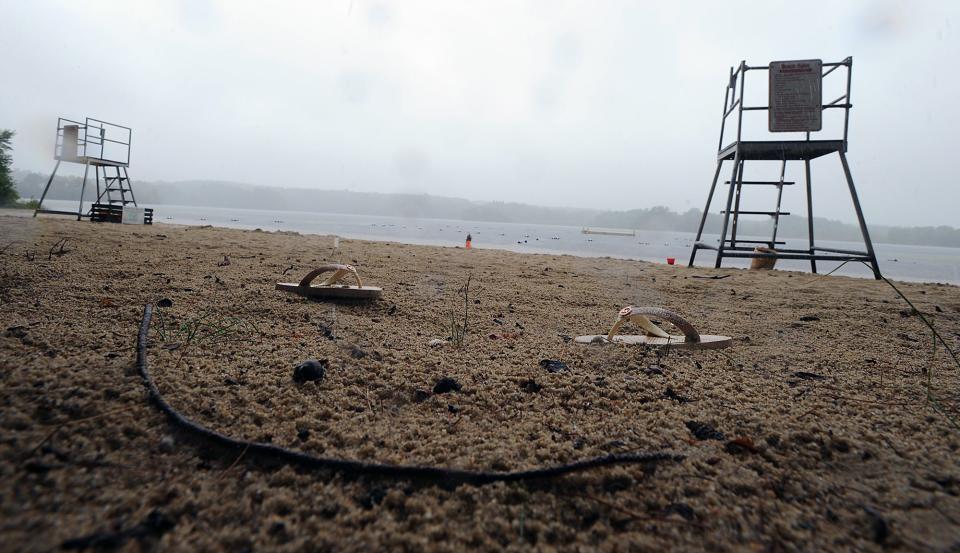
[575,306,733,350]
[276,264,382,301]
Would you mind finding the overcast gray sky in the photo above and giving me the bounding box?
[2,0,958,227]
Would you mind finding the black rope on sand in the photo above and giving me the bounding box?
[137,304,682,486]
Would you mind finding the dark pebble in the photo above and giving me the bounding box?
[349,346,368,359]
[433,377,461,394]
[447,404,460,414]
[293,359,326,383]
[864,507,889,544]
[359,487,387,510]
[412,389,431,402]
[5,325,28,339]
[792,371,826,381]
[157,298,173,308]
[799,315,820,322]
[519,379,542,393]
[663,503,695,521]
[539,359,568,373]
[663,387,689,403]
[297,429,310,441]
[644,365,664,376]
[318,324,335,340]
[686,420,725,441]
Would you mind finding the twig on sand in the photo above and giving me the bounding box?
[26,405,137,459]
[217,443,250,481]
[48,237,70,260]
[864,263,960,430]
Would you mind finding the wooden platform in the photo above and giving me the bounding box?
[89,203,153,224]
[54,155,128,168]
[718,140,845,161]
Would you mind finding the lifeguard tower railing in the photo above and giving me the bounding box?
[54,117,131,167]
[688,57,881,279]
[35,116,138,220]
[716,58,853,154]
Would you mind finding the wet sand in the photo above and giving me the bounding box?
[2,214,959,551]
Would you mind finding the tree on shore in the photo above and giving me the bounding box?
[0,130,18,206]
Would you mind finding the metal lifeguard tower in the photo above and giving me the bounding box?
[34,117,151,224]
[687,57,880,279]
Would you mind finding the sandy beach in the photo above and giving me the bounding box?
[2,214,959,551]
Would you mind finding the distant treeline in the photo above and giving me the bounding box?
[13,169,960,248]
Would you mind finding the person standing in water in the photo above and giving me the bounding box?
[465,233,472,249]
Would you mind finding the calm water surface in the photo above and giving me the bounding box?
[42,200,960,285]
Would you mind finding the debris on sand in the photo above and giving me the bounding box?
[519,379,542,393]
[412,389,431,402]
[428,338,445,348]
[799,315,820,322]
[293,359,327,383]
[725,436,760,454]
[539,359,569,373]
[686,420,725,441]
[433,377,462,394]
[792,371,827,381]
[663,387,690,403]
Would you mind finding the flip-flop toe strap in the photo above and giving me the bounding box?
[607,306,701,343]
[298,264,363,288]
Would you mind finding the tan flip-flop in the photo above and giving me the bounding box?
[276,264,382,301]
[575,306,732,350]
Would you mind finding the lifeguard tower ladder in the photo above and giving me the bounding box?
[34,117,148,223]
[687,57,881,279]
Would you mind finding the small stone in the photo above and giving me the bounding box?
[433,377,461,394]
[293,359,327,383]
[158,435,175,453]
[799,315,820,322]
[349,346,368,359]
[5,326,28,339]
[519,379,542,393]
[663,387,689,403]
[663,503,695,521]
[157,298,173,308]
[539,359,568,373]
[412,389,431,402]
[792,371,826,381]
[428,339,445,348]
[686,420,725,441]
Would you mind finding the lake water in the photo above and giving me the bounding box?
[40,200,960,284]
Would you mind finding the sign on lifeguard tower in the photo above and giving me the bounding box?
[768,59,822,132]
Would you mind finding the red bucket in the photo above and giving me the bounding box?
[666,257,676,265]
